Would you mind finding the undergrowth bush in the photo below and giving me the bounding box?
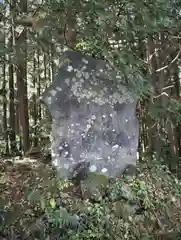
[2,161,181,239]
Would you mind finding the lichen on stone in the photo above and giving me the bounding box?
[68,65,135,106]
[41,51,139,181]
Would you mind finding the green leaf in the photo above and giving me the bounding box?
[49,198,56,209]
[28,189,41,203]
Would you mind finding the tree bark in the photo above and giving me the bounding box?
[8,1,17,154]
[15,0,30,154]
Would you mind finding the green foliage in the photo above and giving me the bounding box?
[3,162,178,239]
[1,157,181,239]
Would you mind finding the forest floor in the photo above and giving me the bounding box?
[0,157,56,235]
[1,157,181,239]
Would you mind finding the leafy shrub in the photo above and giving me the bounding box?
[21,161,181,240]
[1,160,181,239]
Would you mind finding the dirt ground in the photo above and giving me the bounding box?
[0,157,56,237]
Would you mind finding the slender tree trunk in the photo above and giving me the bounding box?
[65,6,77,48]
[9,57,16,154]
[8,4,17,153]
[50,44,55,82]
[167,49,180,174]
[37,49,42,120]
[44,52,47,85]
[1,9,9,155]
[32,55,38,146]
[2,56,9,155]
[147,34,160,157]
[15,0,30,154]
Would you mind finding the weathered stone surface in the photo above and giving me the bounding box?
[41,50,139,180]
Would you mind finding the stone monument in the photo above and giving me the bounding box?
[41,50,139,181]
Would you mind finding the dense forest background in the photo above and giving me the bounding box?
[1,0,181,239]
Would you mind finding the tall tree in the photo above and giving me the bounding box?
[8,0,17,154]
[2,53,9,154]
[1,5,9,155]
[15,0,30,154]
